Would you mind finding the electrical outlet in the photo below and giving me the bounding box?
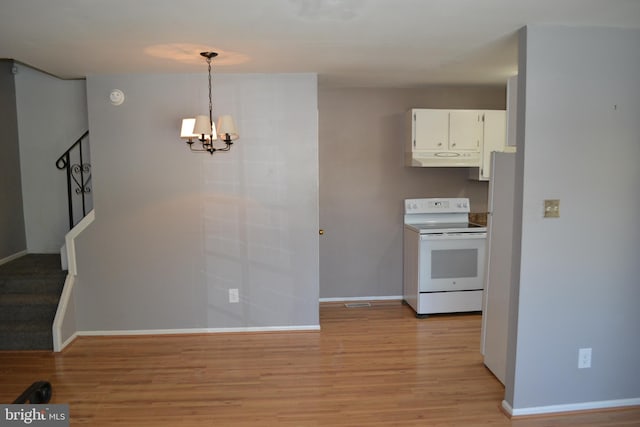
[544,199,560,218]
[578,348,592,369]
[228,288,239,303]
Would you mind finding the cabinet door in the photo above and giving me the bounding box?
[482,111,507,179]
[413,109,449,151]
[449,110,482,151]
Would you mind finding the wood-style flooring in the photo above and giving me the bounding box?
[0,301,638,426]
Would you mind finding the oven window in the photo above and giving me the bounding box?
[431,249,478,279]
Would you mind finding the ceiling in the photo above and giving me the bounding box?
[1,0,639,87]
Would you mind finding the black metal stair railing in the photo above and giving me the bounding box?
[55,131,92,229]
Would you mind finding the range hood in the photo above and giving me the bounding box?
[405,151,481,167]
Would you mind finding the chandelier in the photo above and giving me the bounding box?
[180,52,239,154]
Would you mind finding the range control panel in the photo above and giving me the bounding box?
[404,198,470,214]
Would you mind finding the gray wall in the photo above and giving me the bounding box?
[318,86,506,298]
[14,64,87,253]
[0,60,26,260]
[74,73,319,331]
[505,25,640,410]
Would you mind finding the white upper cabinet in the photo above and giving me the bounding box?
[449,110,483,151]
[406,107,511,178]
[413,109,449,151]
[469,110,510,181]
[406,109,482,167]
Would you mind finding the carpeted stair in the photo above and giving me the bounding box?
[0,254,66,351]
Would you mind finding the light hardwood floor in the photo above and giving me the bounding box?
[1,302,638,426]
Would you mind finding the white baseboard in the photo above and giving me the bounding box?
[0,250,27,266]
[59,332,79,351]
[502,397,640,417]
[52,275,76,352]
[77,325,321,337]
[319,295,402,303]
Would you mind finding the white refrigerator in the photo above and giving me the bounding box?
[480,151,516,385]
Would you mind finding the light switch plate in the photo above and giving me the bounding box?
[544,199,560,218]
[228,288,239,303]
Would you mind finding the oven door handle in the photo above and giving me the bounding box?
[420,233,486,240]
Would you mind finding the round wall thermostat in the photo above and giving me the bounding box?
[109,89,125,106]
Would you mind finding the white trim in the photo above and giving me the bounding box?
[76,325,321,336]
[65,210,95,276]
[60,244,68,271]
[59,332,79,351]
[52,210,95,352]
[502,397,640,417]
[0,250,27,266]
[52,275,75,352]
[501,400,514,416]
[319,295,402,303]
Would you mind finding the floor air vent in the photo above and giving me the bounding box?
[344,302,371,308]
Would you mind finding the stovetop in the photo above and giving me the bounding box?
[403,198,486,234]
[404,222,487,234]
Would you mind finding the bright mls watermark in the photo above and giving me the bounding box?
[1,405,69,426]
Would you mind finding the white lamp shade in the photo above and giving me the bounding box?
[217,115,239,141]
[180,118,197,139]
[193,115,217,140]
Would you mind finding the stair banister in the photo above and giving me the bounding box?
[56,130,91,229]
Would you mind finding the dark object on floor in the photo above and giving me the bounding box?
[13,381,52,404]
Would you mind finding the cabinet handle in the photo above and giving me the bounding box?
[452,142,456,147]
[438,142,443,147]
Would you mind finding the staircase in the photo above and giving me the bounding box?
[0,254,66,350]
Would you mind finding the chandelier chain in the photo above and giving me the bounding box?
[207,57,213,139]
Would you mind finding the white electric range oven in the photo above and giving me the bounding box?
[403,198,487,317]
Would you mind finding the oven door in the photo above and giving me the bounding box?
[419,232,486,292]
